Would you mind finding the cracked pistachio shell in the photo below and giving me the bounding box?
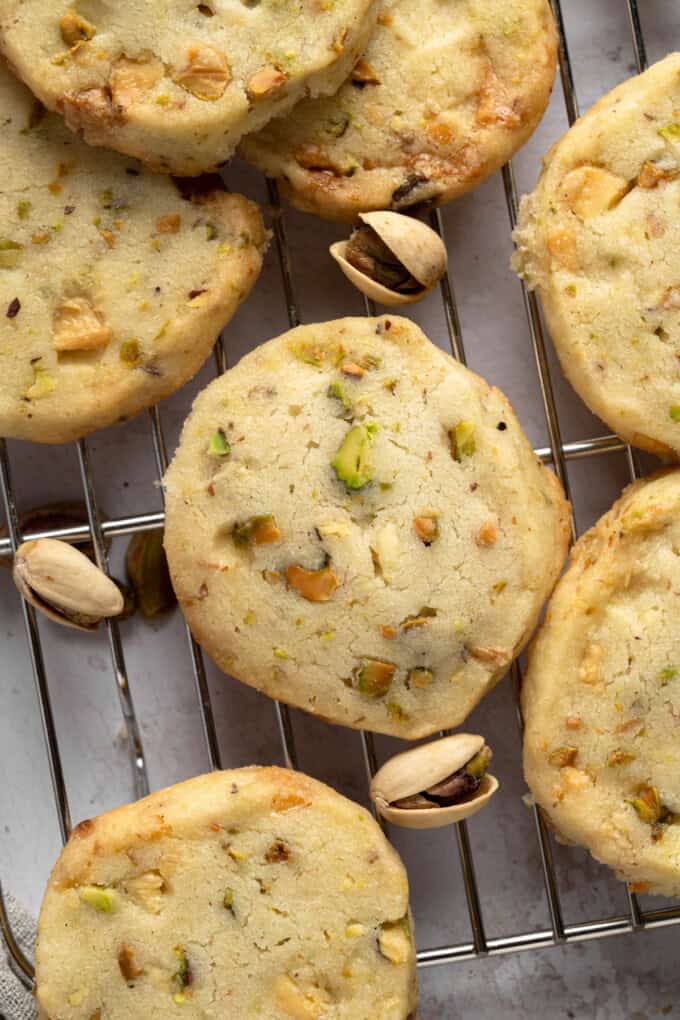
[12,538,124,631]
[330,211,447,306]
[370,734,499,829]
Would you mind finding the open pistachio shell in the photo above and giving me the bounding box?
[370,734,499,829]
[12,538,124,631]
[359,212,447,290]
[330,211,447,306]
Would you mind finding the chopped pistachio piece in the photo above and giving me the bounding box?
[670,405,680,423]
[378,919,412,964]
[173,948,191,992]
[291,341,324,367]
[607,749,636,767]
[232,514,281,546]
[208,428,231,457]
[548,746,578,768]
[60,9,96,45]
[223,887,235,914]
[401,606,437,631]
[658,123,680,143]
[413,515,439,544]
[659,666,677,683]
[331,423,378,490]
[120,338,142,366]
[327,380,353,414]
[79,885,118,912]
[627,785,663,825]
[408,667,433,689]
[355,657,396,697]
[450,421,476,460]
[286,563,339,602]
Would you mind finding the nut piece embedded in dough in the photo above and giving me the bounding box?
[109,56,164,107]
[273,974,331,1019]
[331,422,379,490]
[355,658,396,697]
[247,66,288,100]
[330,212,447,306]
[12,538,124,631]
[52,297,112,352]
[378,919,412,964]
[60,9,96,46]
[174,43,231,100]
[285,564,340,602]
[370,734,498,828]
[560,165,630,220]
[232,514,282,547]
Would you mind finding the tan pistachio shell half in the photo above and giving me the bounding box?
[330,210,447,306]
[12,538,124,631]
[370,734,499,830]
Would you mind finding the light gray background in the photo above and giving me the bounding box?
[2,2,679,1017]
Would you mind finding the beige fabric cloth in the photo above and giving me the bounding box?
[0,891,35,1020]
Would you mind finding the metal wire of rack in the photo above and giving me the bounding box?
[1,0,679,994]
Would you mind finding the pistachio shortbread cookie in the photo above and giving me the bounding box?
[240,0,557,221]
[523,471,680,896]
[0,0,379,176]
[164,316,570,739]
[0,59,266,443]
[36,767,418,1019]
[513,53,680,459]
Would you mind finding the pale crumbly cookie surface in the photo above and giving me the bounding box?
[513,53,680,459]
[164,316,570,739]
[0,0,378,175]
[0,59,266,444]
[36,767,417,1020]
[240,0,557,221]
[523,471,680,897]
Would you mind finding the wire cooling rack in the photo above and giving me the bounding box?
[2,0,680,994]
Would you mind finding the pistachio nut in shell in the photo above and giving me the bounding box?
[12,538,124,631]
[370,733,498,830]
[330,211,447,306]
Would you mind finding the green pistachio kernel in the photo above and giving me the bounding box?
[173,948,190,991]
[659,666,677,683]
[291,341,324,367]
[232,514,281,547]
[466,745,491,778]
[386,700,409,721]
[17,200,32,220]
[120,338,142,366]
[658,123,680,143]
[548,746,578,768]
[223,887,235,913]
[205,223,218,241]
[450,421,476,460]
[407,667,433,689]
[670,405,680,423]
[78,885,118,912]
[208,428,231,457]
[327,380,353,414]
[331,423,379,490]
[355,657,395,697]
[627,785,663,825]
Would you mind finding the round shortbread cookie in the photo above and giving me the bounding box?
[240,0,557,221]
[513,53,680,459]
[35,767,418,1019]
[0,58,266,444]
[164,315,570,739]
[523,471,680,896]
[0,0,379,176]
